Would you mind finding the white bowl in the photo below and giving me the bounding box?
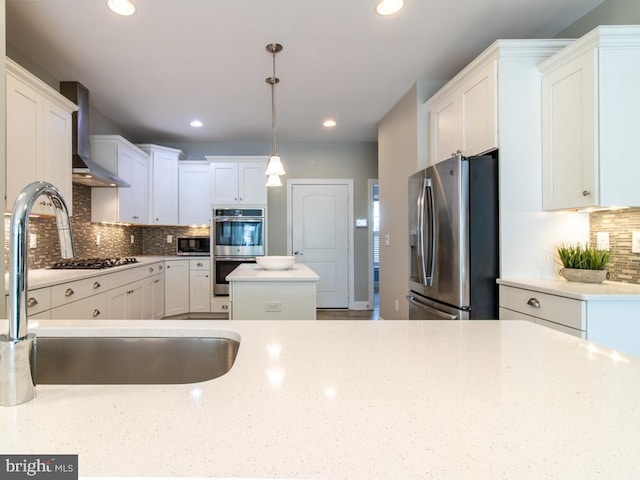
[256,256,295,270]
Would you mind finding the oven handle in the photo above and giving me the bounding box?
[214,217,264,222]
[214,256,257,261]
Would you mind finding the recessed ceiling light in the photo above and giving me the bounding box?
[323,119,337,128]
[376,0,404,16]
[190,120,203,127]
[107,0,136,16]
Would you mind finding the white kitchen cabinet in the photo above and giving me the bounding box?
[207,157,268,206]
[498,280,640,357]
[189,259,211,313]
[178,161,211,225]
[426,59,497,165]
[5,58,75,215]
[138,144,185,225]
[5,286,52,319]
[106,280,145,320]
[90,135,150,224]
[164,259,190,316]
[50,293,107,320]
[539,26,640,210]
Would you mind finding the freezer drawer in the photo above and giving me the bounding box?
[406,293,468,320]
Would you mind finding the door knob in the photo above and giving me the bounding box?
[294,251,303,255]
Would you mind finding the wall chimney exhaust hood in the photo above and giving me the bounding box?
[59,81,130,188]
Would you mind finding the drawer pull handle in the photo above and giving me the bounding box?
[93,281,101,289]
[65,288,75,297]
[27,297,38,307]
[149,267,154,273]
[92,309,101,318]
[582,190,591,197]
[527,298,541,308]
[197,262,203,267]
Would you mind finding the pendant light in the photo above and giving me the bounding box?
[265,43,286,182]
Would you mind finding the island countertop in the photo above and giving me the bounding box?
[1,319,639,479]
[226,262,319,281]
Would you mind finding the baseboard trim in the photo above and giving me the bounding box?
[349,301,370,310]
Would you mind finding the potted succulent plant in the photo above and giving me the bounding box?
[557,243,610,283]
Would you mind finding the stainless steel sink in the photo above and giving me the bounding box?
[35,336,240,385]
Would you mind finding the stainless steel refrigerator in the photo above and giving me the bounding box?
[407,153,499,320]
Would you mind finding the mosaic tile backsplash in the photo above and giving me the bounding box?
[589,208,640,284]
[4,185,209,270]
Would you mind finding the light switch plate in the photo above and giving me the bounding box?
[167,235,173,244]
[632,232,640,253]
[384,234,390,246]
[29,233,37,249]
[356,218,368,228]
[597,232,610,251]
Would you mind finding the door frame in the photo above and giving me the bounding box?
[287,179,355,309]
[368,178,378,311]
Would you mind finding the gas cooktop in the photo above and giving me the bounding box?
[50,257,138,270]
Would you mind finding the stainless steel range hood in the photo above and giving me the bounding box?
[59,81,130,188]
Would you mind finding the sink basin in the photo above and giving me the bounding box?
[256,255,295,270]
[35,336,239,385]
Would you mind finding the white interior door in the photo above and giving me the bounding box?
[291,183,349,308]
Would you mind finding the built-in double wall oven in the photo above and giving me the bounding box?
[213,208,265,295]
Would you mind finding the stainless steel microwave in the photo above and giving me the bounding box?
[176,236,211,256]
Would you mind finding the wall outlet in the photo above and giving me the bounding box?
[265,301,282,312]
[385,234,390,246]
[29,233,37,249]
[394,299,399,311]
[632,232,640,254]
[96,234,101,246]
[167,235,173,244]
[597,232,610,251]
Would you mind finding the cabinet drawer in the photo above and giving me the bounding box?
[51,277,106,308]
[500,285,585,330]
[6,287,52,316]
[190,259,210,271]
[50,293,107,320]
[500,307,584,338]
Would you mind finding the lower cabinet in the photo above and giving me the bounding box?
[106,281,145,320]
[189,259,211,313]
[146,274,165,320]
[499,283,640,357]
[165,259,190,316]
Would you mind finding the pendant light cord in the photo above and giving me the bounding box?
[271,49,278,155]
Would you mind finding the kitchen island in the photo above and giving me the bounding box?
[1,319,639,479]
[227,262,319,320]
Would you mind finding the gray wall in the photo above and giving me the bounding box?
[173,140,378,303]
[555,0,640,37]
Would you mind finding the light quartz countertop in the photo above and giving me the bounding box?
[498,277,640,300]
[1,319,639,479]
[3,256,190,292]
[226,262,319,282]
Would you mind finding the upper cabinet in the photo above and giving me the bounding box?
[178,161,211,226]
[206,156,268,206]
[137,144,186,225]
[5,58,76,215]
[426,59,497,165]
[90,135,150,224]
[539,26,640,210]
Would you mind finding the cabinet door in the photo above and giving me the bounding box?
[131,153,148,223]
[43,98,73,215]
[429,93,460,164]
[179,163,211,225]
[116,145,136,222]
[461,60,498,157]
[542,51,596,210]
[125,281,145,320]
[6,73,42,212]
[164,260,190,316]
[106,285,128,320]
[189,270,211,313]
[152,275,165,319]
[151,151,178,224]
[238,163,267,204]
[210,163,239,205]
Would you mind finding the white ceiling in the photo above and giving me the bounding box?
[6,0,604,145]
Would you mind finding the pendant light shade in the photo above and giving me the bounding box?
[266,174,283,187]
[265,43,285,185]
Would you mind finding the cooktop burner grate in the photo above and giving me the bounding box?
[50,257,139,270]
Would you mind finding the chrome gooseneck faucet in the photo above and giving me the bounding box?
[0,181,75,406]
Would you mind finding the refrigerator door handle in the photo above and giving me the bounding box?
[417,177,427,285]
[406,295,459,320]
[423,178,435,286]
